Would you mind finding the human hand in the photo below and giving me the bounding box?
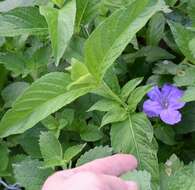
[42,154,138,190]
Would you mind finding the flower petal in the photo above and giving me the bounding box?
[168,99,186,110]
[147,86,161,101]
[162,84,184,99]
[160,109,181,125]
[143,100,163,117]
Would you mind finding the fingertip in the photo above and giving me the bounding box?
[126,181,139,190]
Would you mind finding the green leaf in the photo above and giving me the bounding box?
[189,38,195,59]
[13,158,52,190]
[80,124,103,142]
[154,124,176,145]
[52,0,65,8]
[0,144,9,171]
[0,7,48,36]
[0,72,94,138]
[76,146,113,166]
[111,113,159,188]
[182,86,195,102]
[1,82,29,108]
[84,0,168,80]
[64,144,86,162]
[39,131,63,168]
[75,0,100,32]
[120,77,143,101]
[169,21,195,64]
[101,107,127,127]
[121,170,152,190]
[88,99,120,112]
[127,85,151,112]
[147,12,165,46]
[176,102,195,134]
[188,0,195,27]
[40,0,76,65]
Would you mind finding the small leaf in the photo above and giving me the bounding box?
[40,0,76,65]
[13,158,52,190]
[76,146,113,166]
[64,144,86,162]
[101,107,127,127]
[0,7,48,36]
[39,131,63,168]
[120,77,143,101]
[127,85,152,112]
[88,99,120,112]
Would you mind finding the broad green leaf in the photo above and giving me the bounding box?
[64,144,86,162]
[174,66,195,86]
[0,144,9,171]
[40,0,76,65]
[39,131,63,168]
[169,21,195,64]
[1,82,29,108]
[84,0,168,80]
[147,12,165,46]
[76,146,113,166]
[75,0,100,32]
[182,86,195,102]
[189,38,195,59]
[88,99,120,112]
[120,77,143,101]
[127,85,152,112]
[111,113,159,188]
[0,72,94,137]
[121,170,152,190]
[102,0,135,9]
[188,0,195,27]
[0,7,48,36]
[13,158,52,190]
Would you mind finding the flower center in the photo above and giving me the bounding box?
[162,99,169,109]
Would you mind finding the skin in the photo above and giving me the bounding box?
[42,154,138,190]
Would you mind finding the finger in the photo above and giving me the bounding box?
[100,174,139,190]
[59,154,137,178]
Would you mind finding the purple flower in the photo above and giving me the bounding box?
[143,84,185,125]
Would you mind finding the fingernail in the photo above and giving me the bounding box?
[125,181,139,190]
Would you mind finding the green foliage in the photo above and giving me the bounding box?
[40,0,76,65]
[1,0,195,189]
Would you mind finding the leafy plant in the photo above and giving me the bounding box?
[0,0,195,189]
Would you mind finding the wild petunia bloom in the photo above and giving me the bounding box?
[143,84,185,125]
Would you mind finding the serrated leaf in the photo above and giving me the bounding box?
[13,158,52,190]
[84,0,167,80]
[169,21,195,64]
[0,144,9,171]
[120,77,143,101]
[121,170,152,190]
[0,72,94,137]
[76,146,113,166]
[111,113,159,188]
[40,0,76,65]
[39,131,63,168]
[0,7,48,36]
[64,144,86,162]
